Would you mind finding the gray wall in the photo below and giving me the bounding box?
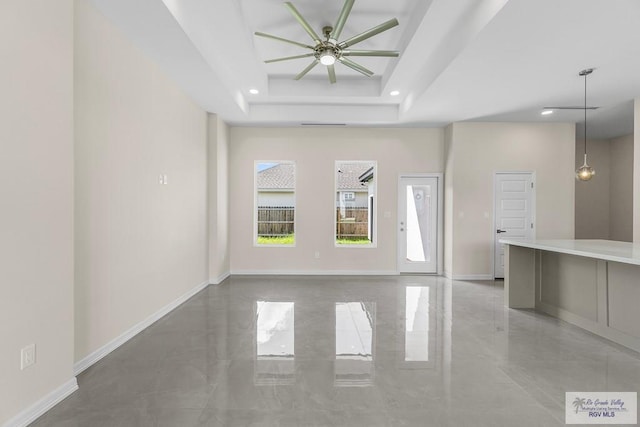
[610,134,634,241]
[575,135,634,242]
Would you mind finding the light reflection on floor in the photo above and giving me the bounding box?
[31,276,640,426]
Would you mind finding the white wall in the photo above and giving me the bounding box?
[610,134,634,241]
[575,139,611,239]
[229,127,444,273]
[74,0,208,361]
[0,0,75,424]
[208,114,230,283]
[446,123,576,278]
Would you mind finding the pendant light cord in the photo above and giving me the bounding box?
[584,71,587,157]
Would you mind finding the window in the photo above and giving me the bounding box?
[255,161,295,245]
[335,161,376,246]
[342,192,355,201]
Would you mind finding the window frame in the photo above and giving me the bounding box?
[334,160,377,248]
[254,160,296,247]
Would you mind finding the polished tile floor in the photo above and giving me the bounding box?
[31,276,640,426]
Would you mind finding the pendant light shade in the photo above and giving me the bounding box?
[576,154,595,181]
[576,68,595,181]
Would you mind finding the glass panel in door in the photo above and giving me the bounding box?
[398,177,438,273]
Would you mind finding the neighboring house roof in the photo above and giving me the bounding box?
[337,163,374,190]
[358,167,374,183]
[257,163,294,190]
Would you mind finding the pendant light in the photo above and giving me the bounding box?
[576,68,595,181]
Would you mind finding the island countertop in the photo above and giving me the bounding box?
[499,238,640,266]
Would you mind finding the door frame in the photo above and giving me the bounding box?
[397,173,444,275]
[492,171,536,279]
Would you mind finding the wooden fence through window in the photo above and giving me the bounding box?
[257,206,295,236]
[256,206,369,239]
[336,207,369,239]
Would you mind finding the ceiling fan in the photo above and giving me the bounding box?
[255,0,400,84]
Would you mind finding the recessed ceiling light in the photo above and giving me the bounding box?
[249,89,259,95]
[390,90,400,96]
[541,109,553,116]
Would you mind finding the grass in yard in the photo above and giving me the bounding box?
[336,237,371,245]
[258,234,295,245]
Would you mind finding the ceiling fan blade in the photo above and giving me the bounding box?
[342,50,399,57]
[284,2,322,44]
[338,57,374,77]
[255,32,314,50]
[265,53,315,64]
[338,18,399,49]
[295,60,319,80]
[328,64,337,84]
[331,0,355,41]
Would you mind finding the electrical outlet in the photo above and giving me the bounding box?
[21,344,36,370]
[314,251,320,259]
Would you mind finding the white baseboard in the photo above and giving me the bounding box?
[211,271,230,285]
[452,274,494,281]
[2,378,78,427]
[73,280,209,376]
[230,270,399,276]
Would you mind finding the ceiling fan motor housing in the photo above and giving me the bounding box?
[315,42,341,65]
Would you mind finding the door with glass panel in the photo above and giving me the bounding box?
[398,176,439,273]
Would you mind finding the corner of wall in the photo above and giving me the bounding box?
[207,114,231,282]
[443,124,455,276]
[634,99,640,243]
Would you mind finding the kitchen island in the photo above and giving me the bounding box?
[501,239,640,353]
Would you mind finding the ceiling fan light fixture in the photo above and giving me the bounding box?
[319,49,337,65]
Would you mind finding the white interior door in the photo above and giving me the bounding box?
[398,176,439,273]
[494,173,535,278]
